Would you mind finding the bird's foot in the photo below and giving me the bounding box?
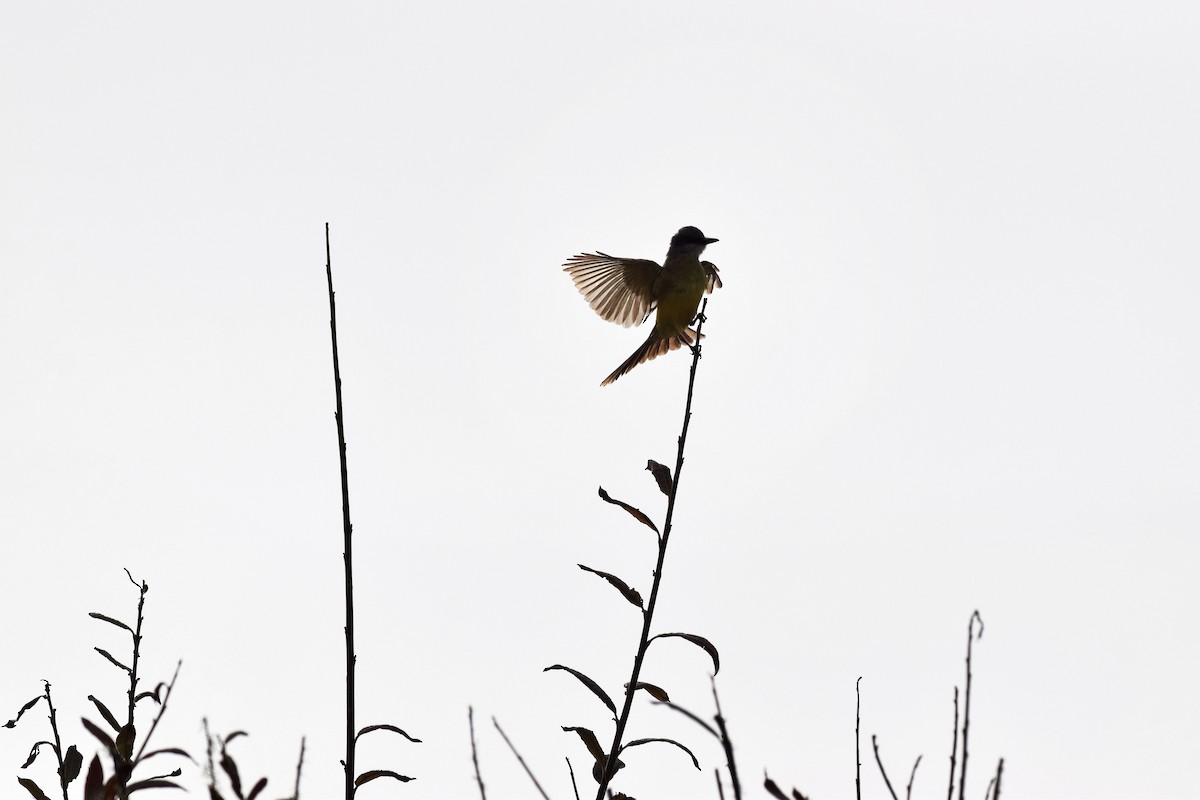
[692,311,708,325]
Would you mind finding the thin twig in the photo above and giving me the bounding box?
[992,758,1004,800]
[326,222,357,800]
[711,676,742,800]
[132,660,182,762]
[905,755,922,800]
[595,299,711,799]
[41,682,68,800]
[567,758,580,800]
[872,735,900,800]
[715,768,726,800]
[292,736,306,800]
[493,717,551,800]
[856,677,863,800]
[469,707,487,800]
[946,687,958,800]
[958,611,983,800]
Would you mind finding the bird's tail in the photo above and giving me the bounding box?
[601,327,703,387]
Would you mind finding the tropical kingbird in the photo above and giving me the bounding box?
[563,226,722,386]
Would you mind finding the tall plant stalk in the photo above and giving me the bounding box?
[325,223,357,800]
[594,301,710,799]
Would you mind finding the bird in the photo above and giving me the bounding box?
[563,226,722,386]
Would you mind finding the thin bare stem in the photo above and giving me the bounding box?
[872,735,900,800]
[958,611,983,800]
[123,570,147,730]
[132,660,181,762]
[292,736,306,800]
[326,223,357,800]
[567,758,580,800]
[714,768,726,800]
[711,676,742,800]
[595,299,711,799]
[469,707,487,800]
[856,677,863,800]
[946,687,959,800]
[992,759,1004,800]
[39,682,68,800]
[492,717,551,800]
[905,755,923,800]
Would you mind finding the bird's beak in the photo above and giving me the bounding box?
[704,237,719,244]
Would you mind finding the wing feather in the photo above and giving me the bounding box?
[563,252,661,328]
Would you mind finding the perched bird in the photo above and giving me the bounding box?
[564,226,722,386]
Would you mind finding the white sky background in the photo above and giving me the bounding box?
[2,3,1198,798]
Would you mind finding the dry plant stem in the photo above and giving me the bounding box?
[958,611,983,800]
[326,222,357,800]
[40,682,69,800]
[855,677,862,800]
[293,736,307,800]
[905,755,922,800]
[594,300,709,800]
[123,570,147,729]
[945,687,959,800]
[711,677,742,800]
[132,659,181,762]
[567,758,580,800]
[469,707,487,800]
[492,717,551,800]
[991,758,1004,800]
[714,769,726,800]
[871,735,899,800]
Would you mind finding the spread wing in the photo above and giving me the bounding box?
[703,261,723,293]
[562,252,662,328]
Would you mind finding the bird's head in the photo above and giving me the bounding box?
[668,226,719,257]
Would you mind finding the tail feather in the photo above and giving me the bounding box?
[600,327,702,386]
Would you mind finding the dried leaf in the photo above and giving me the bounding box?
[578,564,643,609]
[223,731,248,745]
[792,788,809,800]
[115,723,136,761]
[87,695,121,731]
[545,665,617,715]
[140,747,194,763]
[597,487,659,534]
[645,460,672,495]
[63,745,83,784]
[621,737,699,769]
[628,682,669,702]
[94,648,131,674]
[764,774,788,799]
[220,753,242,797]
[127,778,183,793]
[83,755,104,800]
[561,726,606,762]
[354,770,414,786]
[355,723,422,743]
[652,632,720,674]
[246,776,268,800]
[21,740,48,769]
[88,612,133,634]
[82,718,116,755]
[17,777,51,800]
[5,695,44,728]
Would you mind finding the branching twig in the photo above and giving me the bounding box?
[493,717,551,800]
[595,299,711,799]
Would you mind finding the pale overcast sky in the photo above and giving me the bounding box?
[3,3,1198,799]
